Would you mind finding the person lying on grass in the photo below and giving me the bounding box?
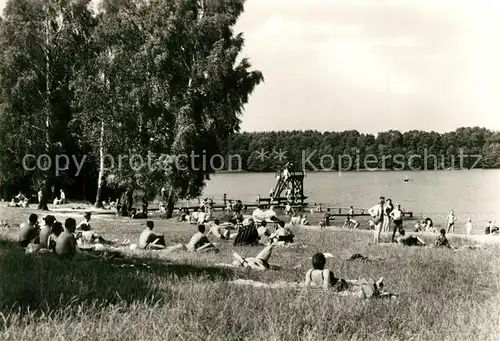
[395,229,426,246]
[231,241,276,271]
[139,221,166,250]
[18,213,40,248]
[303,253,385,298]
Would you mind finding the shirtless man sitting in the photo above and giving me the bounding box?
[185,224,218,252]
[139,221,166,249]
[206,219,231,240]
[18,213,40,248]
[55,218,79,259]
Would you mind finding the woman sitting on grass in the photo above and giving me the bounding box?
[303,253,385,298]
[304,253,350,291]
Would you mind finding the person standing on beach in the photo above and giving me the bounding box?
[445,210,456,234]
[382,199,394,233]
[390,204,404,242]
[465,218,473,235]
[368,196,385,243]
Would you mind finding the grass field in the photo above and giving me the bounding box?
[1,206,499,340]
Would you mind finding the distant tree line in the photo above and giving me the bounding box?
[217,127,500,172]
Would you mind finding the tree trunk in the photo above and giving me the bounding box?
[37,180,50,211]
[165,188,176,219]
[94,120,105,208]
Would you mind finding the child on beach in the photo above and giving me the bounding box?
[434,229,451,248]
[465,218,473,235]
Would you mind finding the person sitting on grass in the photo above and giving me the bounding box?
[190,208,200,224]
[304,252,350,292]
[206,219,231,240]
[414,220,424,232]
[320,208,332,228]
[269,220,294,244]
[303,253,385,298]
[300,214,310,226]
[7,199,18,207]
[55,218,80,259]
[289,213,301,225]
[343,216,359,229]
[232,241,277,271]
[139,221,166,249]
[39,215,56,249]
[18,213,40,248]
[75,212,125,246]
[47,221,64,252]
[434,229,451,248]
[76,212,94,241]
[395,229,426,246]
[484,221,499,235]
[233,218,260,246]
[185,224,218,252]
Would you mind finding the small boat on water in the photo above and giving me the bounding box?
[403,176,410,182]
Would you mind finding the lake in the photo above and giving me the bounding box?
[201,170,500,228]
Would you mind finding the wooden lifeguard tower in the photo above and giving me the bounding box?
[265,163,308,207]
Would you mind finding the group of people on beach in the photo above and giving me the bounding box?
[11,205,394,298]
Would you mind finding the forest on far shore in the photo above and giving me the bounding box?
[218,127,500,172]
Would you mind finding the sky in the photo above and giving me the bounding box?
[1,0,500,134]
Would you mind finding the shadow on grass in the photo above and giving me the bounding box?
[0,239,235,315]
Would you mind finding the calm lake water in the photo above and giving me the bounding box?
[201,170,500,228]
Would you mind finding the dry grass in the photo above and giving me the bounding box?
[0,206,499,341]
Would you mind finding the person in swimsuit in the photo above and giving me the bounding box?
[368,196,385,243]
[232,242,276,271]
[389,204,403,242]
[304,253,349,291]
[206,219,231,240]
[445,210,456,234]
[320,208,332,228]
[382,199,394,233]
[396,229,426,246]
